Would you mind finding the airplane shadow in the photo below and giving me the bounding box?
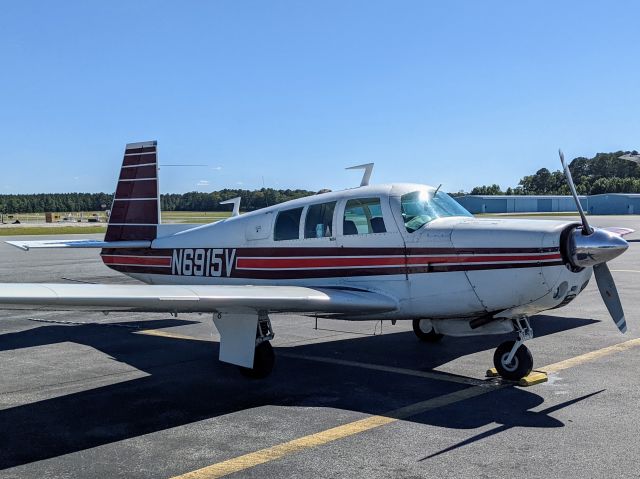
[0,314,599,469]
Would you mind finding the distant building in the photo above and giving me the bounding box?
[455,194,640,215]
[587,194,640,215]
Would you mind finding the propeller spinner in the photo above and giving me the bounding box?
[559,149,629,333]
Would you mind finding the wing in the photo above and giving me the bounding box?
[0,283,397,315]
[5,239,151,251]
[601,227,635,237]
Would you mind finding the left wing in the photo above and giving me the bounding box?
[5,239,151,251]
[0,283,397,315]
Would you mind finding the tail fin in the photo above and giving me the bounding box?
[105,141,160,242]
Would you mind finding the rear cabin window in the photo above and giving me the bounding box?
[343,198,387,235]
[274,207,303,241]
[304,202,336,238]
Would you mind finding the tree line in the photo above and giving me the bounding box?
[0,188,317,213]
[471,151,640,195]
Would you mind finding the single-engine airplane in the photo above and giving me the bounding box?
[1,142,634,380]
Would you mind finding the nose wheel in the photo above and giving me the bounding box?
[493,340,533,380]
[493,317,534,381]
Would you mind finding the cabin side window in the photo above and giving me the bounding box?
[274,207,303,241]
[343,198,387,235]
[304,202,336,238]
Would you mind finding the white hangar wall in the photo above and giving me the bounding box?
[455,194,640,215]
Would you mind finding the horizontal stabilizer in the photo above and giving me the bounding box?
[6,239,151,251]
[0,284,397,315]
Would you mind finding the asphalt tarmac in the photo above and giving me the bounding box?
[1,216,640,478]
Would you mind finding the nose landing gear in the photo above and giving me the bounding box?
[493,317,534,381]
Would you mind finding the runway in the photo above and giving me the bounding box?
[1,217,640,478]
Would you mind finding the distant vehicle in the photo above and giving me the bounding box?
[1,142,633,381]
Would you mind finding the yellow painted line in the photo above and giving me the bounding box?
[136,329,213,342]
[169,385,497,479]
[542,337,640,374]
[280,352,488,386]
[163,327,640,478]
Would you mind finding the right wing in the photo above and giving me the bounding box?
[0,283,397,316]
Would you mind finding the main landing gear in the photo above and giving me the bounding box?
[238,312,276,379]
[412,319,443,343]
[493,317,534,381]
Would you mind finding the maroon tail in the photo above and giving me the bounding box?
[105,141,159,242]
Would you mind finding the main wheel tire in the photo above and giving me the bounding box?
[412,319,443,343]
[239,341,275,379]
[493,340,533,381]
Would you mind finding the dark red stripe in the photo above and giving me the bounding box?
[102,255,170,266]
[125,146,156,154]
[407,253,562,265]
[100,246,560,257]
[107,260,564,278]
[108,200,158,224]
[119,164,157,180]
[419,261,565,273]
[236,253,562,269]
[104,225,157,241]
[123,154,157,167]
[115,180,158,199]
[237,256,404,269]
[406,246,560,254]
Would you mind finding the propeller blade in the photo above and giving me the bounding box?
[559,149,593,235]
[593,262,627,333]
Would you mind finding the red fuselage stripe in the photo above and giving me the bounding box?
[102,255,171,267]
[235,253,562,269]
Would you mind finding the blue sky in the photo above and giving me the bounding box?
[1,1,638,194]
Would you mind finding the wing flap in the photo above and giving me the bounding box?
[0,284,397,315]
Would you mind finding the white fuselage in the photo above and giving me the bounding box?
[100,183,591,334]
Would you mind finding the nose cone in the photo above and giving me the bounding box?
[570,228,629,267]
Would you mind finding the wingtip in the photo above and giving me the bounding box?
[5,241,28,251]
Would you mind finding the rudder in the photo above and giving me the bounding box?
[105,141,160,242]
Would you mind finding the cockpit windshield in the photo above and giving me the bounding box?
[400,189,472,233]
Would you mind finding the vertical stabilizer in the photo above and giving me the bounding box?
[105,141,160,241]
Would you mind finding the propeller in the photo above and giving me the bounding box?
[559,149,628,333]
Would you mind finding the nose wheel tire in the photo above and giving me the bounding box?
[239,341,275,379]
[412,319,443,343]
[493,340,533,381]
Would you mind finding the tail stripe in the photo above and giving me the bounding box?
[124,151,156,156]
[122,162,157,169]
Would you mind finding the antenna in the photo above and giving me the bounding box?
[160,164,208,167]
[433,184,442,195]
[220,197,241,217]
[346,163,374,187]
